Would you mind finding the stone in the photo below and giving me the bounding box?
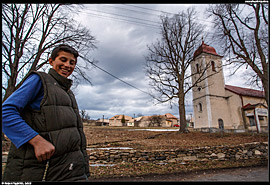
[112,155,120,159]
[183,156,197,161]
[255,150,261,155]
[156,156,166,160]
[121,152,130,156]
[247,151,253,157]
[87,142,268,166]
[138,157,146,161]
[197,154,205,158]
[168,159,177,163]
[210,153,217,158]
[235,154,241,160]
[200,158,209,162]
[89,156,97,160]
[217,153,226,159]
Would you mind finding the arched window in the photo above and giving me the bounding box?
[198,103,202,112]
[218,119,224,129]
[211,61,216,72]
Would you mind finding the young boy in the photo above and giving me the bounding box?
[2,44,89,181]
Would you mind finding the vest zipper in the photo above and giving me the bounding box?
[42,161,49,181]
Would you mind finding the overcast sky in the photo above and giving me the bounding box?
[72,4,254,120]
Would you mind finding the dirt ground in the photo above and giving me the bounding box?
[90,166,269,182]
[83,126,268,150]
[2,126,269,181]
[2,126,267,152]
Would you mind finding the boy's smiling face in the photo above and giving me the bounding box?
[49,51,76,78]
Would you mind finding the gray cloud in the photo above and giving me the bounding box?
[73,4,251,120]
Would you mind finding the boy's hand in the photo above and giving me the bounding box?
[28,135,55,162]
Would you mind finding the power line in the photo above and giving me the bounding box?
[82,4,216,33]
[79,55,154,98]
[122,4,215,25]
[85,7,161,25]
[81,11,160,29]
[79,56,195,108]
[123,4,171,15]
[101,4,162,17]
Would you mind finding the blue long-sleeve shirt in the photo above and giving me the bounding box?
[2,74,44,148]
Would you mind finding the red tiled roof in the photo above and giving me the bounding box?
[225,85,265,98]
[193,41,222,59]
[242,103,253,109]
[242,103,267,110]
[164,113,177,119]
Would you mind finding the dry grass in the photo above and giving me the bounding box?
[89,158,267,179]
[2,126,268,179]
[2,126,267,152]
[84,126,268,179]
[83,126,268,150]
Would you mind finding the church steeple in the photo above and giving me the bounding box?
[193,41,222,60]
[191,41,226,129]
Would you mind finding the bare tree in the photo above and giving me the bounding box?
[2,4,97,101]
[206,4,268,106]
[148,115,163,127]
[80,109,90,123]
[145,7,216,133]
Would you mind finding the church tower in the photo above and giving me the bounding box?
[191,41,232,129]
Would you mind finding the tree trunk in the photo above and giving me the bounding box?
[262,79,269,107]
[178,96,187,133]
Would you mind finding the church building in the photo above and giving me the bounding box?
[191,41,268,133]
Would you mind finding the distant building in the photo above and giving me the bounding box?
[135,113,178,127]
[96,118,109,126]
[164,113,178,126]
[191,41,268,132]
[109,115,133,126]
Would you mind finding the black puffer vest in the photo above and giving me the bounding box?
[3,69,89,181]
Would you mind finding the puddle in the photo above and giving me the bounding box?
[87,147,133,151]
[128,129,179,132]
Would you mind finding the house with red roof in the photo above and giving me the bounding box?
[109,115,133,127]
[134,113,178,127]
[191,41,268,133]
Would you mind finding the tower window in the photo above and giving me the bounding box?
[211,61,216,72]
[196,63,199,73]
[198,103,202,112]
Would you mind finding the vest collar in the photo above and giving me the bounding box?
[48,68,72,91]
